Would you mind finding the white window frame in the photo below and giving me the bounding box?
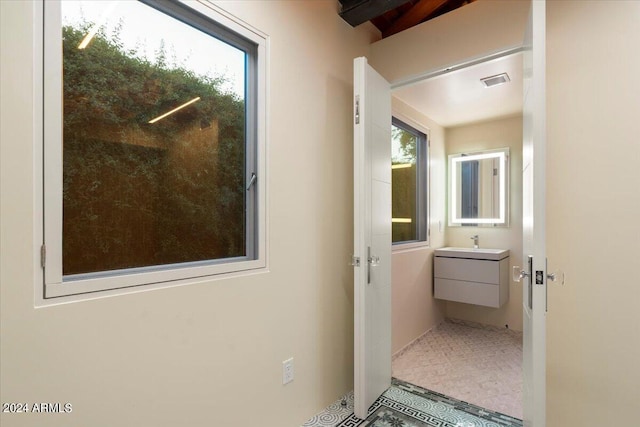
[35,0,268,303]
[391,113,430,251]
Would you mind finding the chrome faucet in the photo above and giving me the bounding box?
[471,235,479,249]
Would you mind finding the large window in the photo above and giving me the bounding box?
[391,117,428,245]
[41,1,266,299]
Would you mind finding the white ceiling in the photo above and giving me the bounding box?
[392,52,523,128]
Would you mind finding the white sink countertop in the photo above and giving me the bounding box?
[434,247,510,261]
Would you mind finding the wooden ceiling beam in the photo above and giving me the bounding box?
[339,0,413,27]
[382,0,450,38]
[370,0,417,34]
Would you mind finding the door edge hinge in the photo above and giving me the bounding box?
[40,244,46,268]
[355,95,360,124]
[350,255,360,267]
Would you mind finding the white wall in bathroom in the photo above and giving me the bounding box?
[390,97,446,354]
[444,115,524,331]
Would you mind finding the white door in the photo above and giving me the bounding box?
[521,1,546,425]
[352,56,392,419]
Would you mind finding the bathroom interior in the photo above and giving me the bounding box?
[389,50,524,419]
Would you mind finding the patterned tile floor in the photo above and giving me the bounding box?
[301,319,523,427]
[302,378,522,427]
[302,391,354,427]
[392,319,522,419]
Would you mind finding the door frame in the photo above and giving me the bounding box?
[521,0,547,424]
[378,22,545,425]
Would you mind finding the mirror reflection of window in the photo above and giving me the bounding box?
[461,160,479,219]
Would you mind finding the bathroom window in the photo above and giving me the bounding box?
[41,0,266,299]
[391,117,428,245]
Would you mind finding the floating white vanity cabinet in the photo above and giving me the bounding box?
[434,247,510,308]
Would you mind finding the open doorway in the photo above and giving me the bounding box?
[389,50,525,419]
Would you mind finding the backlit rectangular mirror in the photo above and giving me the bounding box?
[448,148,509,227]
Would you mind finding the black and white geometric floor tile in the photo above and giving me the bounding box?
[390,379,522,426]
[301,379,522,427]
[302,391,355,427]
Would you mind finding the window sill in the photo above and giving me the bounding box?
[36,264,269,307]
[392,241,430,254]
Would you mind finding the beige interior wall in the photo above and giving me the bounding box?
[444,116,523,331]
[546,1,640,424]
[0,1,379,426]
[5,1,638,425]
[369,0,530,85]
[391,98,446,354]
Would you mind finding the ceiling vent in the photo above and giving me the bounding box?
[480,73,510,88]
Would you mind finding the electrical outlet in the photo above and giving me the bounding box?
[282,357,294,385]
